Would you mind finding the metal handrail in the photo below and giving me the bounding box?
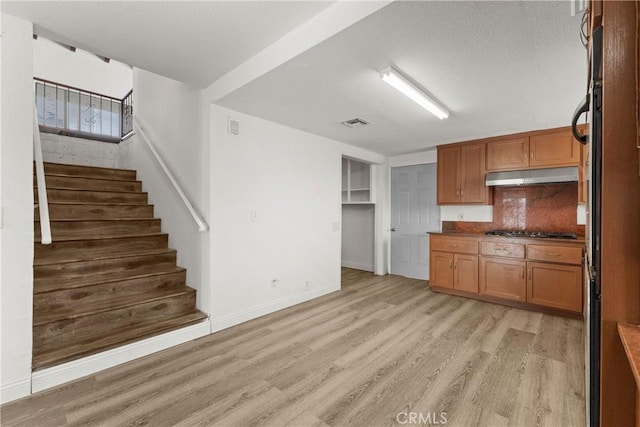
[33,102,52,245]
[133,117,208,232]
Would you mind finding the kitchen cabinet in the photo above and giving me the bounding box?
[529,130,581,167]
[479,240,527,302]
[527,262,582,312]
[437,143,492,205]
[429,235,479,292]
[486,128,583,172]
[486,138,529,171]
[429,234,584,317]
[479,256,527,302]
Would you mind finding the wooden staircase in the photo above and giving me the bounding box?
[33,162,207,370]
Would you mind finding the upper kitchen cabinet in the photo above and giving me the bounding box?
[342,158,372,204]
[529,129,581,167]
[486,138,530,171]
[486,127,583,172]
[437,142,492,205]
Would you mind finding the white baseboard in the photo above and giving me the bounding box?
[210,285,339,333]
[0,377,31,404]
[31,320,211,393]
[341,260,374,272]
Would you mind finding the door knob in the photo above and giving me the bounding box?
[391,228,396,232]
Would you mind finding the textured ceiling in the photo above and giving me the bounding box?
[2,1,334,87]
[3,1,587,156]
[218,1,588,156]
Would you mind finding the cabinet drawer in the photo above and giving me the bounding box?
[431,236,478,254]
[527,244,583,265]
[480,241,525,259]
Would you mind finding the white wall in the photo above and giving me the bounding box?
[209,105,387,331]
[34,36,132,98]
[124,68,209,314]
[341,205,375,271]
[0,13,34,404]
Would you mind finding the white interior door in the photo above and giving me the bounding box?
[390,164,440,279]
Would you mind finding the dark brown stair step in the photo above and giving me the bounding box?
[34,287,196,326]
[34,249,177,282]
[34,233,169,262]
[35,218,161,240]
[35,174,143,192]
[37,203,154,220]
[34,289,198,354]
[36,188,148,204]
[34,265,186,294]
[34,269,187,317]
[40,162,137,181]
[32,310,208,370]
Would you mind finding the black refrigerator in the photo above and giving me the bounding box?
[572,24,602,427]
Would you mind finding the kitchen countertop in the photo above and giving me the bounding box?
[428,231,586,244]
[618,323,640,389]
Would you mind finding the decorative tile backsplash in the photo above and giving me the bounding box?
[443,183,585,236]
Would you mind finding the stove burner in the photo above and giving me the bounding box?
[485,230,577,239]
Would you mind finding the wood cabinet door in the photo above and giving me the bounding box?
[479,256,526,301]
[527,262,582,312]
[529,130,581,167]
[454,254,478,293]
[486,138,529,171]
[429,251,454,288]
[437,146,460,204]
[460,143,491,204]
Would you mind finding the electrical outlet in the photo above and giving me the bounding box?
[271,279,278,288]
[250,210,259,222]
[305,281,310,291]
[457,212,464,220]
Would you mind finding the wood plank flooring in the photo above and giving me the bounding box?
[1,268,585,426]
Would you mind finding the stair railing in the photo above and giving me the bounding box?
[33,102,52,245]
[133,117,208,232]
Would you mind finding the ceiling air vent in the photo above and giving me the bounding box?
[340,118,370,128]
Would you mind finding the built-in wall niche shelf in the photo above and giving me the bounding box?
[342,158,373,204]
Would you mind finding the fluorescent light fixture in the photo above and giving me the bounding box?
[380,66,449,119]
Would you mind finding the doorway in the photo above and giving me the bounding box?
[390,164,439,279]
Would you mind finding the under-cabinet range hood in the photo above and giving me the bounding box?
[485,166,579,186]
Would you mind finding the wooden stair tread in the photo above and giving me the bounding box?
[34,186,144,194]
[42,161,136,175]
[34,287,195,325]
[36,172,142,184]
[34,248,175,266]
[34,265,186,294]
[34,231,167,243]
[45,202,154,206]
[32,311,208,370]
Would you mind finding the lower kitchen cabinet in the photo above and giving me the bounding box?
[454,254,479,293]
[479,256,527,302]
[527,261,582,312]
[429,233,584,317]
[430,251,454,288]
[430,251,479,292]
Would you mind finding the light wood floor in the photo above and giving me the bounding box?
[1,268,585,426]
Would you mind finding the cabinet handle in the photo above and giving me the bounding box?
[449,260,453,269]
[528,269,532,280]
[521,268,525,279]
[454,262,457,270]
[546,252,561,257]
[531,150,535,160]
[449,244,459,248]
[495,247,508,253]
